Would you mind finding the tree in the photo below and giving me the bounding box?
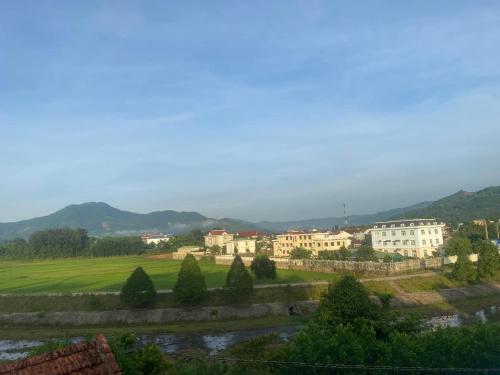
[120,267,157,308]
[315,275,379,326]
[250,255,277,280]
[226,255,253,298]
[452,254,477,282]
[446,237,473,256]
[338,246,351,260]
[289,247,312,259]
[356,245,377,261]
[477,241,500,280]
[173,253,207,305]
[209,245,222,255]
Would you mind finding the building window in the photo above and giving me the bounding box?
[391,231,396,236]
[382,225,386,228]
[382,231,386,237]
[391,224,395,228]
[412,250,417,257]
[403,240,408,245]
[421,230,425,235]
[410,230,414,235]
[434,229,438,234]
[422,240,426,245]
[402,230,406,236]
[411,240,416,245]
[410,223,414,226]
[308,235,312,240]
[430,239,433,245]
[401,224,405,227]
[435,239,439,244]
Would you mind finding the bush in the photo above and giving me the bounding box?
[477,241,500,280]
[226,255,253,299]
[120,267,157,308]
[110,334,172,375]
[173,253,207,305]
[250,255,277,280]
[289,247,312,259]
[446,237,473,256]
[452,254,476,282]
[356,245,377,261]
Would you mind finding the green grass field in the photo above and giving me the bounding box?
[0,256,339,294]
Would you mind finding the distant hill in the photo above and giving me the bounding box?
[256,201,433,232]
[1,186,499,239]
[390,186,500,223]
[0,202,258,240]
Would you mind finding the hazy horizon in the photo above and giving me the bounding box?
[2,1,500,222]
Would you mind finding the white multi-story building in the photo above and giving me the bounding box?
[226,238,256,255]
[370,219,445,258]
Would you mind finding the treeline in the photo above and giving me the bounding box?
[0,228,146,258]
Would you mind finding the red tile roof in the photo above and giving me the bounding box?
[208,230,229,235]
[0,334,122,375]
[236,230,259,237]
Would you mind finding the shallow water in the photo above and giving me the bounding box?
[1,307,499,361]
[0,325,300,361]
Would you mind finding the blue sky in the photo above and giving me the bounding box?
[1,1,500,222]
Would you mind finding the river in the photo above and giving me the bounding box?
[1,306,499,361]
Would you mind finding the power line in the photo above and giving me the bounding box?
[177,355,500,373]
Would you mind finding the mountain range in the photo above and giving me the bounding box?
[0,186,499,240]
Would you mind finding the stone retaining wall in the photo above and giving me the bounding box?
[214,255,445,275]
[0,301,318,326]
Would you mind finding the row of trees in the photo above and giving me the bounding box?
[120,254,277,308]
[0,228,146,258]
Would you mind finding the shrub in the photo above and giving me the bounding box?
[452,254,476,282]
[250,255,277,280]
[226,255,253,298]
[173,253,207,305]
[477,241,500,280]
[289,247,312,259]
[446,237,473,256]
[120,267,157,308]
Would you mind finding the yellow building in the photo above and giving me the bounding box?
[273,229,352,257]
[204,230,234,248]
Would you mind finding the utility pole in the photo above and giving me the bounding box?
[343,203,348,228]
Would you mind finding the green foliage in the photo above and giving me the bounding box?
[109,334,172,375]
[315,275,379,326]
[157,229,204,252]
[451,254,477,282]
[209,245,223,255]
[318,246,351,261]
[446,237,473,256]
[477,241,500,280]
[173,253,207,305]
[289,247,312,259]
[29,228,89,258]
[356,245,377,261]
[383,254,392,263]
[250,255,277,280]
[27,340,70,357]
[91,236,145,257]
[226,255,253,298]
[120,267,157,308]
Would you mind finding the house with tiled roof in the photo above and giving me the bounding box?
[204,230,234,248]
[0,334,122,375]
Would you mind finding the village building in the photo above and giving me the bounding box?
[141,233,171,245]
[226,237,257,255]
[370,219,445,258]
[204,230,234,248]
[273,229,353,257]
